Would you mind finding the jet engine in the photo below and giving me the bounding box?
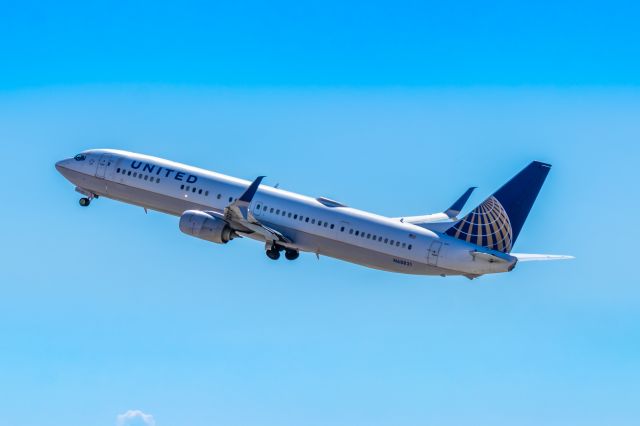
[179,210,235,244]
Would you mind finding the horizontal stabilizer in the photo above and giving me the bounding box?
[470,250,512,264]
[511,253,575,262]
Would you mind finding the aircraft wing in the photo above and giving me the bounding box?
[220,176,292,245]
[395,187,476,226]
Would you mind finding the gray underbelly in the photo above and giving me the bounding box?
[258,221,455,276]
[74,174,457,276]
[79,173,210,216]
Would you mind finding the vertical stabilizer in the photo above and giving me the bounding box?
[445,161,551,253]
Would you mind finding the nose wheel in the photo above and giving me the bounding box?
[77,190,98,207]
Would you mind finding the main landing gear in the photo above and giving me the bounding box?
[284,249,299,260]
[266,246,281,260]
[265,245,299,261]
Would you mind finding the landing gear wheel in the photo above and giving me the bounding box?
[285,249,299,260]
[266,248,281,260]
[79,197,91,207]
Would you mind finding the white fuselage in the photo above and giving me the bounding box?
[55,149,517,276]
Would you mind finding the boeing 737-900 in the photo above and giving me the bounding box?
[55,150,572,278]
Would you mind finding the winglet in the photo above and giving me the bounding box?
[444,187,476,218]
[238,176,265,203]
[226,176,266,223]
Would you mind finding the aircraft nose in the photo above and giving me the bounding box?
[55,158,72,173]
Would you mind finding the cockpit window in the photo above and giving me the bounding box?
[74,154,86,161]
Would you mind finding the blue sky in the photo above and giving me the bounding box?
[1,2,639,426]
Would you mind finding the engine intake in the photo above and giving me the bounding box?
[179,210,235,244]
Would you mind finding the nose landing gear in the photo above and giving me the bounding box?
[76,189,97,207]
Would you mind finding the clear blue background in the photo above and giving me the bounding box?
[1,2,639,425]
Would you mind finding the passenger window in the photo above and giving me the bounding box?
[402,243,406,248]
[340,226,345,232]
[199,189,202,194]
[408,244,412,250]
[133,172,137,177]
[349,229,353,234]
[139,174,143,179]
[186,186,190,191]
[378,236,383,242]
[276,209,280,214]
[257,204,261,210]
[324,223,328,228]
[396,241,400,247]
[127,171,132,176]
[294,214,298,219]
[180,184,184,190]
[229,197,233,202]
[217,194,221,199]
[288,212,292,218]
[355,231,359,236]
[305,217,309,223]
[144,175,148,180]
[263,205,267,211]
[205,191,209,196]
[156,178,160,183]
[270,208,275,213]
[318,220,322,226]
[117,168,121,173]
[367,233,371,239]
[330,224,334,229]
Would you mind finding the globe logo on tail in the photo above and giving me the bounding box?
[445,196,513,253]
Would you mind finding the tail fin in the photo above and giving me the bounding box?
[445,161,552,253]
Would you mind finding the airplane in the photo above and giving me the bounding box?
[55,149,573,278]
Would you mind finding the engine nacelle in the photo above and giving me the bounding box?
[179,210,235,244]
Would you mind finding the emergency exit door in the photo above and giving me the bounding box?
[427,241,443,266]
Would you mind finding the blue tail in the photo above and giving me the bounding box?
[445,161,551,253]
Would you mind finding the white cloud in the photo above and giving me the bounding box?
[116,410,156,426]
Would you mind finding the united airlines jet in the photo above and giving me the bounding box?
[55,150,572,278]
